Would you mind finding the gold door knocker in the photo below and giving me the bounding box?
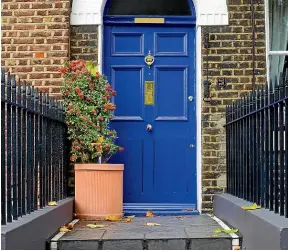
[144,50,154,68]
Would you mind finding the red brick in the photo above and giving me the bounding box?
[34,52,45,58]
[15,10,35,16]
[29,73,51,79]
[16,67,33,73]
[13,24,35,30]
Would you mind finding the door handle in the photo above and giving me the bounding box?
[146,124,153,132]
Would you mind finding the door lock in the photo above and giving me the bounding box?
[146,124,153,132]
[188,96,193,101]
[190,144,195,148]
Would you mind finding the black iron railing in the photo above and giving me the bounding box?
[226,70,288,218]
[1,70,69,225]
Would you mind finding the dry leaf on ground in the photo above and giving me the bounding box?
[66,222,74,230]
[146,211,154,217]
[87,224,105,229]
[145,223,161,226]
[106,215,122,221]
[59,226,70,232]
[48,201,57,206]
[125,218,132,223]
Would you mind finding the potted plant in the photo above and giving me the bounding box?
[60,60,124,220]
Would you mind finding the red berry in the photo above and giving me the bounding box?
[74,87,81,93]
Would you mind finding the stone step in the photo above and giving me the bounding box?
[52,215,240,250]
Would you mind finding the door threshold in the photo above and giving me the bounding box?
[123,203,199,216]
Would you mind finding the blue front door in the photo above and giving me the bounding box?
[104,25,196,207]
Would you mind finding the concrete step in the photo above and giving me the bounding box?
[51,215,240,250]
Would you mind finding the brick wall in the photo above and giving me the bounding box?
[1,0,70,96]
[201,0,266,213]
[70,26,98,64]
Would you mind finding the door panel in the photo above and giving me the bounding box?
[155,32,188,56]
[104,25,196,205]
[111,66,144,120]
[154,66,188,120]
[112,32,144,56]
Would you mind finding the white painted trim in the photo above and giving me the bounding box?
[98,25,103,73]
[70,0,228,26]
[196,24,202,214]
[269,51,288,55]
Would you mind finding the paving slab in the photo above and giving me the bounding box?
[57,215,234,250]
[147,239,187,250]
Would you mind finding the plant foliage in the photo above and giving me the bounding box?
[60,60,124,163]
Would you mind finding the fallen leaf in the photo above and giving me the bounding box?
[66,222,73,230]
[176,216,184,219]
[145,223,161,226]
[233,246,241,250]
[214,228,238,234]
[241,203,261,210]
[126,215,135,219]
[210,234,219,237]
[214,228,222,233]
[48,201,57,206]
[146,211,154,217]
[59,226,70,232]
[126,218,132,223]
[87,224,105,229]
[106,215,122,221]
[223,229,238,234]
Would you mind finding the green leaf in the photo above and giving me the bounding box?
[126,215,136,219]
[214,228,238,234]
[222,229,238,234]
[214,228,222,233]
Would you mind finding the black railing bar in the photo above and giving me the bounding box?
[4,100,63,113]
[225,96,288,127]
[2,102,64,123]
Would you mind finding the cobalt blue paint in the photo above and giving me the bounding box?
[103,0,197,214]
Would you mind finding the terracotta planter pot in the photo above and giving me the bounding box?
[75,164,124,220]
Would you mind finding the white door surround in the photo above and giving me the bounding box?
[70,0,229,213]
